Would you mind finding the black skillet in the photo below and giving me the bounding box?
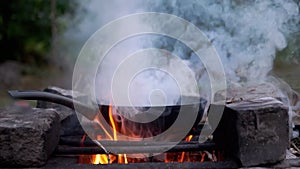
[8,90,206,137]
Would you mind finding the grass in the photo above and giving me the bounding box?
[273,58,300,93]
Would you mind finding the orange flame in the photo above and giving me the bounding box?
[92,154,108,164]
[108,104,117,141]
[91,136,110,164]
[91,104,128,164]
[79,103,223,164]
[200,152,206,162]
[179,135,193,162]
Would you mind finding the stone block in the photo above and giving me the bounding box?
[214,83,287,103]
[0,107,60,167]
[213,97,289,166]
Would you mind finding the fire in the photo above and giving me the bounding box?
[90,136,109,164]
[92,154,108,164]
[108,104,117,141]
[108,104,128,164]
[91,104,128,164]
[179,135,193,162]
[78,104,223,164]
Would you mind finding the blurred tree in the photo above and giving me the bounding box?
[0,0,79,65]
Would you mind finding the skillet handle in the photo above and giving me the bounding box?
[8,90,98,121]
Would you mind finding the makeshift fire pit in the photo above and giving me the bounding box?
[0,85,298,168]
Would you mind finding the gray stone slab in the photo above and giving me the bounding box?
[214,83,287,103]
[213,97,289,167]
[0,107,60,167]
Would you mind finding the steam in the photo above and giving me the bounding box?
[68,0,299,107]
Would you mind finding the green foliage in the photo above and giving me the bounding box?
[0,0,78,65]
[276,32,300,63]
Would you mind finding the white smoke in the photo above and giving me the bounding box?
[148,0,299,84]
[69,0,299,107]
